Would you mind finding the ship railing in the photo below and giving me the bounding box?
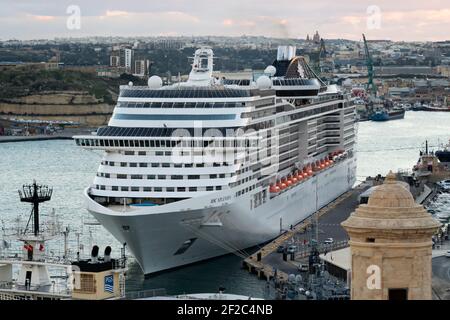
[113,257,127,270]
[126,288,167,300]
[294,240,349,259]
[0,281,13,289]
[0,280,71,296]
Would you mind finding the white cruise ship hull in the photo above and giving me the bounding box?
[85,157,357,275]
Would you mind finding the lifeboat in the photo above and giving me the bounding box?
[286,177,293,187]
[269,184,279,193]
[318,160,324,169]
[280,182,287,190]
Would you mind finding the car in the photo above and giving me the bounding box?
[287,245,297,254]
[446,250,450,258]
[324,238,334,245]
[276,245,286,253]
[297,264,309,272]
[437,180,450,191]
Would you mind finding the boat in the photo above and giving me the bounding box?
[0,181,128,300]
[73,46,357,275]
[422,104,450,112]
[411,102,425,111]
[370,107,405,121]
[436,139,450,165]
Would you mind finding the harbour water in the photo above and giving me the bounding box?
[0,111,449,297]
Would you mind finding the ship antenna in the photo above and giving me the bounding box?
[18,181,53,236]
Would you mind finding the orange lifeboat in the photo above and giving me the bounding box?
[286,176,293,187]
[269,184,278,193]
[292,175,298,184]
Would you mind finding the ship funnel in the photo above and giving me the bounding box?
[91,245,99,264]
[104,246,112,262]
[277,46,297,61]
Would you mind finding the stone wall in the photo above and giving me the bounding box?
[0,92,115,126]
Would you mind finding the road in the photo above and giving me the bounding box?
[432,256,450,300]
[262,185,369,276]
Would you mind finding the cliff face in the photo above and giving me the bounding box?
[0,92,115,126]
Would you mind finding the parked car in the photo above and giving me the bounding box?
[287,245,297,254]
[276,245,286,253]
[297,264,309,272]
[446,250,450,258]
[324,238,334,245]
[437,180,450,191]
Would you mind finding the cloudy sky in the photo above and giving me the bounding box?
[1,0,449,41]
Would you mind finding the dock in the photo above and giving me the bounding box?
[0,128,92,143]
[242,182,370,284]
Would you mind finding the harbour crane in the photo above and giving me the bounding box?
[362,34,377,96]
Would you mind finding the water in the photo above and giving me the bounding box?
[0,110,449,298]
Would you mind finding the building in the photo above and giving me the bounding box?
[341,172,440,300]
[109,47,134,73]
[123,48,133,72]
[110,55,120,67]
[313,31,321,44]
[133,59,151,78]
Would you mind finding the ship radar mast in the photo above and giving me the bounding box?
[18,181,53,236]
[186,47,215,86]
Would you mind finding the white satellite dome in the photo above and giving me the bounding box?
[148,76,163,89]
[128,81,133,87]
[256,75,272,90]
[264,65,276,77]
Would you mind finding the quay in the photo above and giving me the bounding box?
[242,174,448,297]
[242,181,371,284]
[0,128,92,143]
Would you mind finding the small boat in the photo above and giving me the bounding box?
[435,140,450,165]
[422,105,450,112]
[370,108,405,121]
[411,102,425,111]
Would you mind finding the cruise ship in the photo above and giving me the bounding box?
[74,46,357,275]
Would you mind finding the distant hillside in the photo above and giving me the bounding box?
[0,67,145,104]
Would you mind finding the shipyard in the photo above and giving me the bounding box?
[1,1,450,318]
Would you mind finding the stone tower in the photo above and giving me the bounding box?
[341,172,440,300]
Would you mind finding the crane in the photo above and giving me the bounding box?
[362,34,377,96]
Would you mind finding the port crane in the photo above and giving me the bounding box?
[362,34,377,96]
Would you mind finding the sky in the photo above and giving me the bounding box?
[0,0,449,41]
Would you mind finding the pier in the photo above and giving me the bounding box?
[242,182,371,284]
[0,128,92,143]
